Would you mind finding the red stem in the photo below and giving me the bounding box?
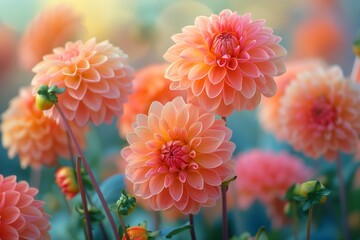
[76,157,93,240]
[189,214,197,240]
[55,103,121,240]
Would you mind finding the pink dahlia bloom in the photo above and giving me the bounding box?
[0,174,50,239]
[163,9,287,116]
[1,87,87,169]
[0,23,16,75]
[280,65,360,161]
[234,150,312,228]
[118,63,186,138]
[31,38,134,127]
[258,59,325,138]
[121,96,235,214]
[18,4,83,70]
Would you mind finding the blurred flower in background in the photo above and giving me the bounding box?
[279,65,360,161]
[18,4,83,70]
[0,23,17,77]
[118,63,186,138]
[1,87,87,169]
[234,150,313,228]
[258,59,325,139]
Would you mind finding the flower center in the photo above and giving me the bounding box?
[211,32,240,59]
[60,47,79,63]
[311,96,336,127]
[161,140,196,172]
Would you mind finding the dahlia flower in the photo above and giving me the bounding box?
[18,4,83,70]
[258,59,325,138]
[234,150,312,227]
[163,9,286,116]
[1,87,87,169]
[121,96,235,214]
[118,63,186,137]
[280,65,360,160]
[31,38,134,127]
[0,174,50,239]
[292,15,345,63]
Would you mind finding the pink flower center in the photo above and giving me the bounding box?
[310,97,336,127]
[60,48,79,63]
[161,140,196,172]
[211,32,240,60]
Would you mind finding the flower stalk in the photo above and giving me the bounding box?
[76,157,93,240]
[189,214,196,240]
[336,157,350,240]
[55,102,121,240]
[306,206,313,240]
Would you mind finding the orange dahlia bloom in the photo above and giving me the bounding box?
[234,150,312,228]
[118,63,186,138]
[163,9,287,116]
[121,97,235,214]
[280,65,360,160]
[1,87,87,169]
[0,174,50,239]
[292,16,345,63]
[18,4,83,70]
[258,59,325,138]
[31,38,134,127]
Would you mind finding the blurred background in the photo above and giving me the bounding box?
[1,0,360,239]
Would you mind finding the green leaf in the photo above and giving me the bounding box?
[255,226,268,240]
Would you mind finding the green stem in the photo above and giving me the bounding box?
[117,212,130,240]
[292,201,299,240]
[336,157,350,240]
[55,103,120,240]
[77,157,93,240]
[189,214,197,240]
[306,206,313,240]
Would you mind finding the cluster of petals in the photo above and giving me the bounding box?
[0,174,50,239]
[258,59,325,138]
[163,9,287,116]
[118,63,186,138]
[121,96,235,214]
[234,150,312,227]
[1,87,87,169]
[117,153,185,221]
[31,38,134,127]
[279,65,360,160]
[18,4,83,70]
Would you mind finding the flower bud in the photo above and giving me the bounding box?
[55,166,79,199]
[299,180,329,205]
[123,225,148,240]
[36,94,54,110]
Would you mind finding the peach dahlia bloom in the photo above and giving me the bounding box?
[121,97,235,214]
[18,4,83,70]
[163,9,287,116]
[258,59,325,138]
[31,38,134,127]
[280,65,360,161]
[1,87,87,169]
[0,174,50,239]
[118,64,186,138]
[234,150,312,228]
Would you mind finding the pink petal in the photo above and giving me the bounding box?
[198,169,222,186]
[195,153,223,168]
[64,76,81,89]
[241,77,256,99]
[187,171,204,189]
[149,174,166,195]
[206,81,224,98]
[187,185,208,203]
[169,179,183,201]
[82,68,100,82]
[2,206,20,224]
[208,66,226,85]
[188,63,209,80]
[196,136,224,153]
